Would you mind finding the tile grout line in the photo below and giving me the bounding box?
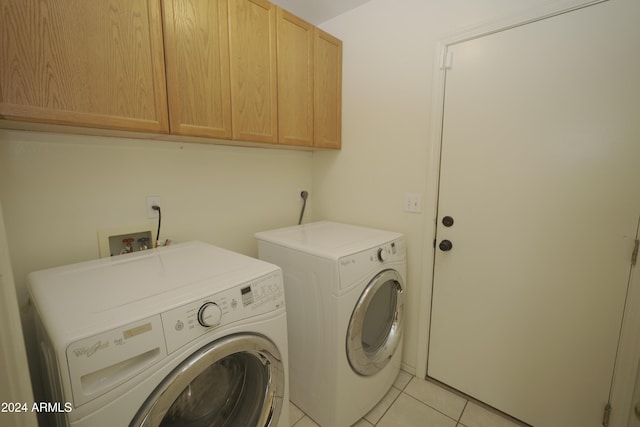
[457,400,469,427]
[401,375,470,425]
[394,390,462,425]
[371,385,404,426]
[368,372,413,426]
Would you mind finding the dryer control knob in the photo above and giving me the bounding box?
[198,302,222,328]
[377,247,388,262]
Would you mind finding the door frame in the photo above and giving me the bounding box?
[0,203,38,427]
[415,0,640,424]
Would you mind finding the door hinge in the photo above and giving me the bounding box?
[602,402,612,427]
[632,239,639,266]
[440,50,453,70]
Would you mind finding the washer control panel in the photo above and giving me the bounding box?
[161,271,284,354]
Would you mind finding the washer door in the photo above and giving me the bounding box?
[130,334,285,427]
[346,269,405,376]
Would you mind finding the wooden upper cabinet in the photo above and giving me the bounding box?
[315,28,343,149]
[0,0,169,133]
[0,0,341,149]
[228,0,278,144]
[162,0,232,139]
[276,8,314,147]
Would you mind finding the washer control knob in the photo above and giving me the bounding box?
[377,247,388,262]
[198,302,222,328]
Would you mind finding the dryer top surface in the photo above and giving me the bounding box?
[255,221,403,259]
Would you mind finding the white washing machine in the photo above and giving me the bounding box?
[28,241,289,427]
[255,221,406,427]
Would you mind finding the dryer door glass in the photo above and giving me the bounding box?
[346,269,405,376]
[131,334,285,427]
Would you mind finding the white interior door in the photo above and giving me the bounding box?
[428,1,640,426]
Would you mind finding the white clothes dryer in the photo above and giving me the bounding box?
[256,221,406,427]
[28,241,288,427]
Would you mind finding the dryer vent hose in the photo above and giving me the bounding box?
[298,191,308,225]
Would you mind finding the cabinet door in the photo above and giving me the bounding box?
[163,0,232,139]
[314,29,342,149]
[0,0,168,133]
[228,0,278,143]
[276,8,314,147]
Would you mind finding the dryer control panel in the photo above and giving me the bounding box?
[338,237,406,291]
[161,271,284,353]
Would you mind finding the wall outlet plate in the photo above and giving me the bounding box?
[404,193,423,213]
[98,224,155,257]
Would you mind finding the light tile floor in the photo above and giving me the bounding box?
[289,370,529,427]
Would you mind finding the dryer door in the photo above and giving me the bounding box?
[346,269,405,376]
[130,334,285,427]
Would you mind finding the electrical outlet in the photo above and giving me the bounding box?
[404,193,423,213]
[147,196,161,218]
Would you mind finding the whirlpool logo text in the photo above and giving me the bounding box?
[72,341,109,358]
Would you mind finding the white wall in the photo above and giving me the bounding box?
[315,0,555,372]
[0,130,313,284]
[0,129,313,400]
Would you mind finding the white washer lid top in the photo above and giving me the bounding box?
[28,241,280,344]
[255,221,403,259]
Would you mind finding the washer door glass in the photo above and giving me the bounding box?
[131,334,284,427]
[346,269,404,376]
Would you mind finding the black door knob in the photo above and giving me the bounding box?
[442,216,454,227]
[439,240,453,251]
